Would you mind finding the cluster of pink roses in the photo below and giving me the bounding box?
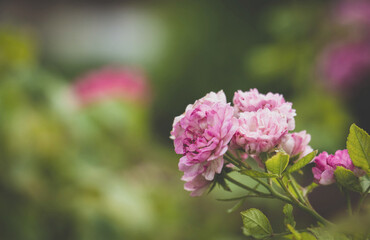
[170,89,313,196]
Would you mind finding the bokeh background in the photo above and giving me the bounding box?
[0,0,369,239]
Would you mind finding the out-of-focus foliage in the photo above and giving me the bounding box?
[0,28,241,240]
[0,27,36,72]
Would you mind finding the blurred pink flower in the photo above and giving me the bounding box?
[233,89,296,131]
[232,108,289,154]
[319,41,370,88]
[280,130,313,159]
[73,67,151,105]
[170,90,238,196]
[335,0,370,26]
[312,149,363,185]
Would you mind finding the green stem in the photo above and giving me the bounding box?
[278,178,303,207]
[268,178,293,204]
[225,152,251,169]
[345,190,353,216]
[304,195,314,209]
[217,194,274,201]
[356,186,370,214]
[272,229,307,237]
[225,152,333,226]
[235,150,243,162]
[225,154,279,194]
[224,154,241,168]
[253,178,274,193]
[277,178,333,226]
[224,174,293,205]
[288,174,306,204]
[224,175,269,196]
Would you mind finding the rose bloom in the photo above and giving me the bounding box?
[233,89,296,131]
[170,91,238,196]
[280,130,313,159]
[232,108,288,154]
[73,67,150,105]
[312,149,363,185]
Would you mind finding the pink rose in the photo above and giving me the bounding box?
[233,89,296,131]
[170,91,238,196]
[232,108,289,154]
[312,149,362,185]
[280,131,313,159]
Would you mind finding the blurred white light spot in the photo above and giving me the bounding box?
[43,7,167,65]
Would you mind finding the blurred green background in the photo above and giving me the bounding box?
[0,0,369,239]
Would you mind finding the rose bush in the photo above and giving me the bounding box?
[170,89,370,239]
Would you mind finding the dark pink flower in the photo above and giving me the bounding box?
[312,149,362,185]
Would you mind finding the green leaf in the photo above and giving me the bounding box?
[287,224,301,240]
[288,151,317,174]
[283,204,296,229]
[347,124,370,172]
[282,233,317,240]
[239,169,278,178]
[308,228,349,240]
[359,174,370,193]
[241,208,273,239]
[308,228,334,240]
[273,177,300,199]
[303,182,318,196]
[259,152,269,162]
[300,233,317,240]
[289,154,300,163]
[227,199,245,213]
[266,152,290,176]
[334,166,362,192]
